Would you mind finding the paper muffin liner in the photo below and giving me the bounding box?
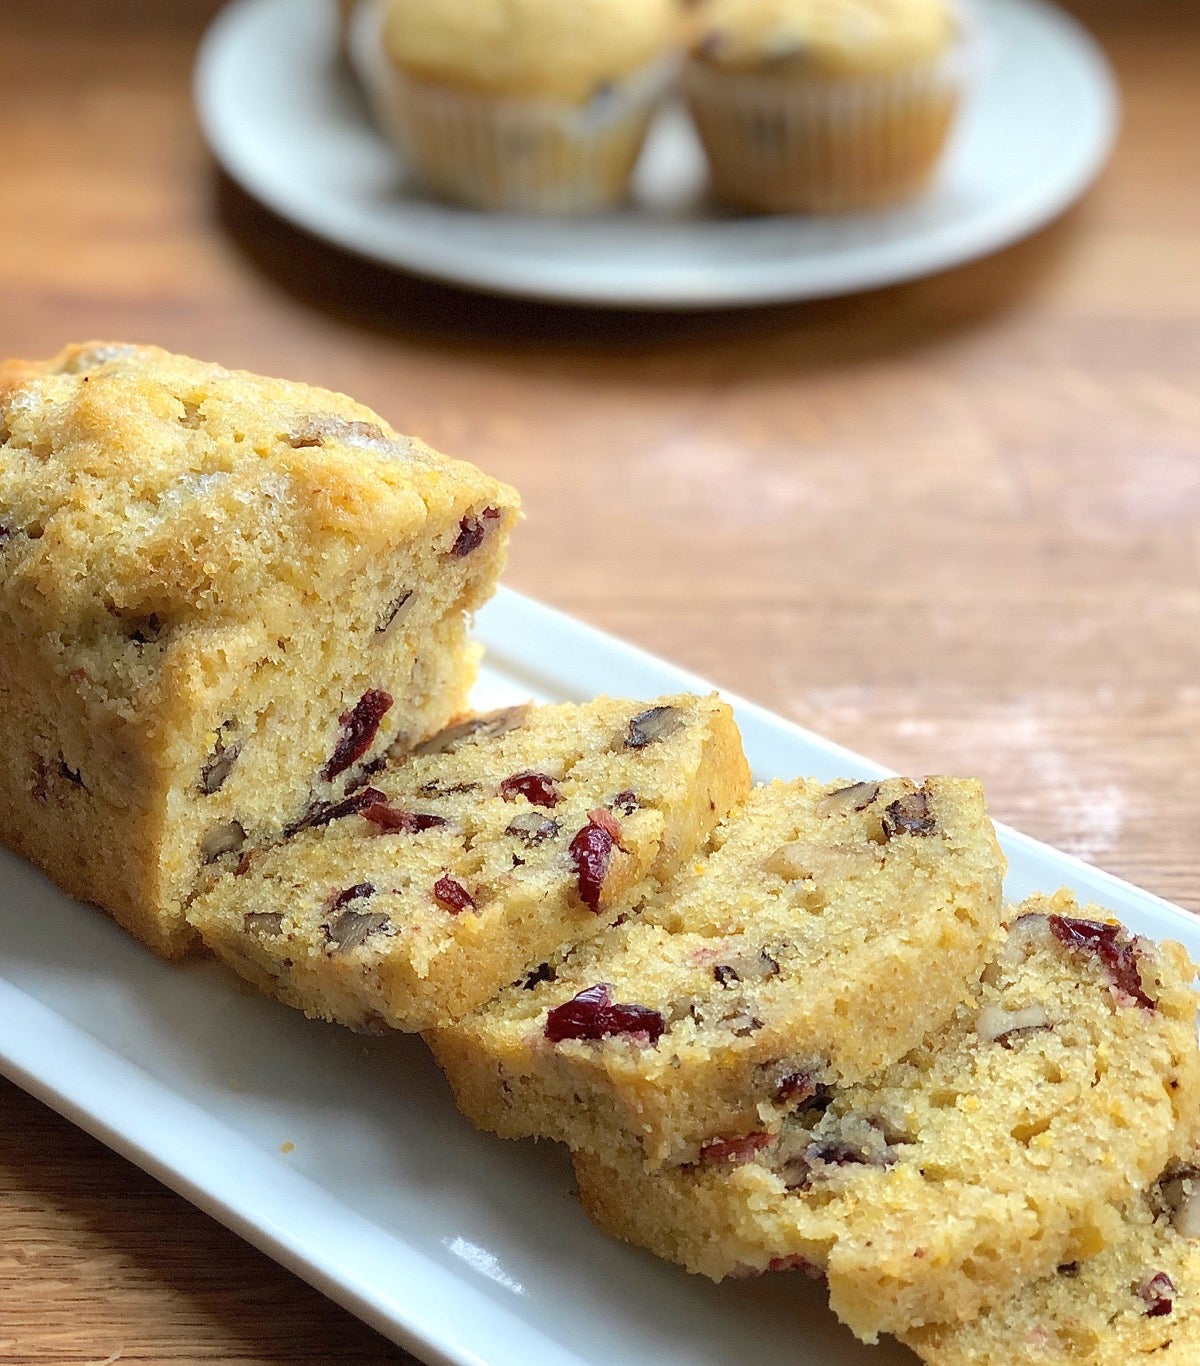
[350,0,676,214]
[683,34,972,214]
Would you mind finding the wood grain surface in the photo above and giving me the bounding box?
[1,0,1198,1361]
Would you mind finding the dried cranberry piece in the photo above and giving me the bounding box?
[284,787,389,838]
[713,965,739,987]
[882,789,937,838]
[363,803,448,834]
[433,876,476,915]
[544,984,664,1045]
[323,689,393,781]
[1048,915,1155,1010]
[699,1132,771,1166]
[569,811,621,913]
[498,771,560,808]
[450,506,500,558]
[326,882,375,913]
[1138,1271,1176,1317]
[611,789,639,815]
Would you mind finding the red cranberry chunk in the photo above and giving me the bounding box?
[323,689,393,781]
[611,789,639,815]
[1048,915,1155,1010]
[498,771,560,808]
[450,507,500,558]
[433,876,476,915]
[544,984,664,1045]
[699,1132,771,1166]
[1138,1271,1176,1317]
[363,802,448,834]
[569,813,621,913]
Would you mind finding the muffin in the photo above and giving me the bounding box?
[354,0,680,213]
[685,0,966,213]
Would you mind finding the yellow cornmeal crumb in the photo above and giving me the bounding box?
[571,894,1200,1344]
[907,1155,1200,1364]
[428,776,1005,1168]
[0,343,517,956]
[382,0,680,102]
[689,0,956,75]
[188,695,749,1032]
[279,1141,295,1154]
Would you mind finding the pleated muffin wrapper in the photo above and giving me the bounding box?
[684,16,977,215]
[350,0,677,214]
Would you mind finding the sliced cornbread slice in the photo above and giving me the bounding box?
[571,892,1200,1344]
[905,1154,1200,1364]
[427,776,1005,1167]
[186,694,750,1030]
[0,342,517,956]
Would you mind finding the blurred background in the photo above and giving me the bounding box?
[1,0,1198,1362]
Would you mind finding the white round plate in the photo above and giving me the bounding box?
[195,0,1117,309]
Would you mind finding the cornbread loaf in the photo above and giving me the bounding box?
[186,694,750,1030]
[906,1153,1200,1364]
[0,342,517,956]
[571,892,1200,1343]
[427,776,1006,1167]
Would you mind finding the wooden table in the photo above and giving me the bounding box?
[2,1,1198,1360]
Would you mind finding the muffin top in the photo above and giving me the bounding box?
[381,0,680,103]
[689,0,956,76]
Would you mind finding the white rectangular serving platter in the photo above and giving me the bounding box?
[2,587,1197,1366]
